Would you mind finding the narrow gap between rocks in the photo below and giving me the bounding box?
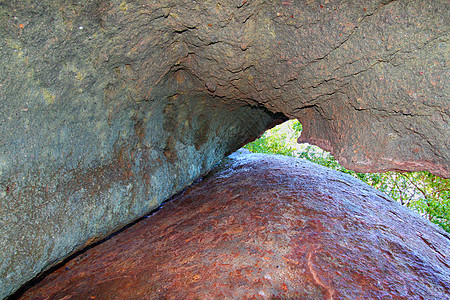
[7,178,205,300]
[8,118,448,299]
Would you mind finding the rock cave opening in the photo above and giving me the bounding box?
[1,0,449,298]
[13,142,450,299]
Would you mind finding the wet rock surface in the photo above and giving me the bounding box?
[20,152,450,299]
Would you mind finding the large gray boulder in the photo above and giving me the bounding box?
[0,0,448,297]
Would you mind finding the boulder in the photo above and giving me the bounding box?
[19,152,450,299]
[0,0,448,297]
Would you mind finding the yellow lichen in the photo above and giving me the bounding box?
[119,2,128,12]
[42,89,56,104]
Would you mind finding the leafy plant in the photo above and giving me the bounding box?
[244,120,450,233]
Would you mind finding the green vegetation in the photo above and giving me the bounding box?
[244,120,450,233]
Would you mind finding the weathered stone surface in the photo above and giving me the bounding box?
[0,20,282,297]
[177,0,450,177]
[0,71,280,297]
[19,152,450,299]
[0,0,448,297]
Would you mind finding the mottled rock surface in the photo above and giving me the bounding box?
[20,152,450,299]
[0,70,279,298]
[0,0,449,297]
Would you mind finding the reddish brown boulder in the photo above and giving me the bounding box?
[20,152,450,299]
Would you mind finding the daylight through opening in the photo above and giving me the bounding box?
[243,120,450,233]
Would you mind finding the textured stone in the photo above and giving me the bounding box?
[19,152,450,299]
[0,0,448,297]
[0,70,280,297]
[177,0,450,177]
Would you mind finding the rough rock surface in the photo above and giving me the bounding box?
[19,152,450,299]
[0,0,448,297]
[0,69,279,297]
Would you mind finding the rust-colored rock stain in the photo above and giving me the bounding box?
[21,152,450,299]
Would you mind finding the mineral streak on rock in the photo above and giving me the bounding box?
[20,152,450,299]
[0,0,448,297]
